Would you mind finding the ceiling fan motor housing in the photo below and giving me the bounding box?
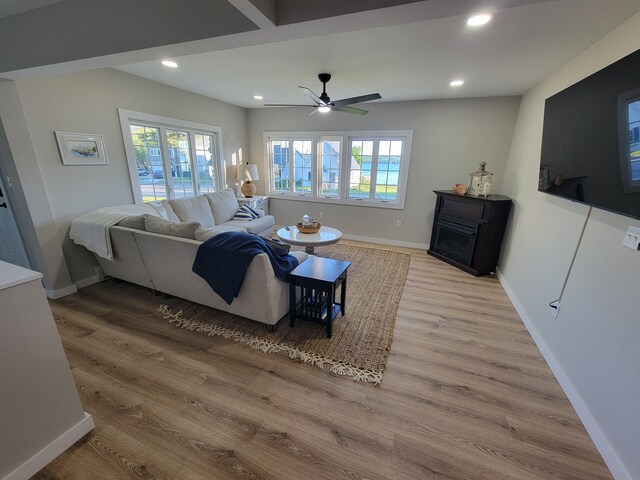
[318,73,332,104]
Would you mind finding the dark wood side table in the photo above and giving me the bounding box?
[289,256,351,338]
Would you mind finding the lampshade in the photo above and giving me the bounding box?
[237,163,259,182]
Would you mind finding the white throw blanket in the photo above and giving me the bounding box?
[70,204,162,260]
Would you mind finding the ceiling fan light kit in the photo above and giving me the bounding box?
[264,73,381,115]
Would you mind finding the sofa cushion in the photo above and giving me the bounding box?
[290,251,309,264]
[169,196,215,228]
[194,225,247,242]
[145,201,169,220]
[224,215,275,234]
[144,215,200,239]
[117,215,146,230]
[158,200,180,222]
[205,188,239,225]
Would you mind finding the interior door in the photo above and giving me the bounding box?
[0,176,30,268]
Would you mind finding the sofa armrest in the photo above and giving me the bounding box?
[290,251,308,264]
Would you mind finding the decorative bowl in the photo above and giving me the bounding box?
[296,221,321,234]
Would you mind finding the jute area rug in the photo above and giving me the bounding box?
[157,240,410,384]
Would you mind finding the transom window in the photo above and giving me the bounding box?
[265,130,412,209]
[119,109,224,203]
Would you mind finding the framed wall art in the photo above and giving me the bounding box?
[55,131,108,166]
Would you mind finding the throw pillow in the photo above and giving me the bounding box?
[145,201,169,220]
[233,204,261,221]
[117,215,146,230]
[144,215,200,239]
[169,196,215,228]
[195,228,223,242]
[205,188,239,225]
[261,236,291,256]
[159,200,181,222]
[194,226,247,242]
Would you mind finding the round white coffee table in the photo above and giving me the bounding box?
[276,225,342,255]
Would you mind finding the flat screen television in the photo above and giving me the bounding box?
[539,48,640,220]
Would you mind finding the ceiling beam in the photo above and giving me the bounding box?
[227,0,277,29]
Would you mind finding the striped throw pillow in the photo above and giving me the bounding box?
[233,204,261,221]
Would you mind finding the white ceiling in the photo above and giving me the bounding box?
[2,1,638,107]
[115,0,640,108]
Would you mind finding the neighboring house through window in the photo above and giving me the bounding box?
[118,109,224,203]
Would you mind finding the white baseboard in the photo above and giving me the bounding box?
[45,284,77,299]
[273,225,429,250]
[74,274,100,290]
[495,267,631,480]
[2,412,94,480]
[341,233,428,250]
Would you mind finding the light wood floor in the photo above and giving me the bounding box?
[33,250,612,479]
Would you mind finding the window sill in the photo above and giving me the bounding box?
[268,193,405,209]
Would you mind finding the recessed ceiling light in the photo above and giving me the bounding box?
[466,13,493,27]
[161,60,178,68]
[318,106,331,113]
[450,79,465,87]
[253,95,263,100]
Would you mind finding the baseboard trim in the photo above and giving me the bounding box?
[2,412,94,480]
[273,225,429,250]
[273,226,428,250]
[495,267,631,480]
[45,284,77,299]
[341,233,428,250]
[74,274,100,290]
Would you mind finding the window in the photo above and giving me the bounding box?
[268,138,316,195]
[348,138,403,201]
[319,138,341,197]
[294,140,313,194]
[270,140,291,193]
[130,125,167,201]
[265,130,412,209]
[119,109,224,203]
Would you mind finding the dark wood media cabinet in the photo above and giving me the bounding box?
[428,190,512,276]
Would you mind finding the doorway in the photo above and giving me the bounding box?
[0,175,30,268]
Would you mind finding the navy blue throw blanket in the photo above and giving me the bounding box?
[192,231,299,305]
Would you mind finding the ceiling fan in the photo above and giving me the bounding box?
[264,73,382,115]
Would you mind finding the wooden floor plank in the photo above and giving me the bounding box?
[32,249,612,479]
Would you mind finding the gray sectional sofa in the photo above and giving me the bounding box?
[74,189,307,326]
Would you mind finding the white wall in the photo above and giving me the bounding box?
[248,97,521,246]
[499,12,640,480]
[0,80,73,293]
[12,68,249,284]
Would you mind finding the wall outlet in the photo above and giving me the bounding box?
[319,211,324,219]
[549,300,560,319]
[396,220,402,228]
[623,226,640,251]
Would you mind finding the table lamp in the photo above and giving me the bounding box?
[237,163,259,197]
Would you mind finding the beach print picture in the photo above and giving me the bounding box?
[55,131,108,165]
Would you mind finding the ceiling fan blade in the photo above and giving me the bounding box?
[299,86,326,105]
[306,108,318,117]
[332,105,369,115]
[264,104,316,107]
[332,93,381,107]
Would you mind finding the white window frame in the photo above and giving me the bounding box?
[264,130,413,209]
[118,109,225,203]
[317,136,342,199]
